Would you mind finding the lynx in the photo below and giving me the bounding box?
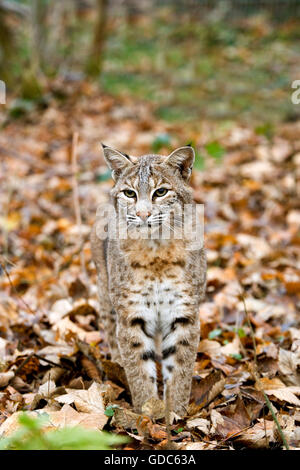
[91,144,206,416]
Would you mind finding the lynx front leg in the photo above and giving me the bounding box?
[103,308,123,365]
[161,312,199,416]
[96,278,122,364]
[117,313,158,412]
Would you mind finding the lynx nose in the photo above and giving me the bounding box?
[136,210,151,221]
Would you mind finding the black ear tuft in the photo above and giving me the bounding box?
[101,142,108,149]
[186,142,192,147]
[122,153,131,161]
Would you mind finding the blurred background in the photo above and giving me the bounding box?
[0,0,300,126]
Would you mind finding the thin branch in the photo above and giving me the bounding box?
[13,353,34,376]
[71,132,89,286]
[234,307,247,359]
[33,354,67,370]
[241,295,257,365]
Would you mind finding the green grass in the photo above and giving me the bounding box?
[4,9,300,126]
[100,15,300,125]
[0,413,128,450]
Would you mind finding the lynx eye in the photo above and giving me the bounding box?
[123,189,136,198]
[153,188,168,198]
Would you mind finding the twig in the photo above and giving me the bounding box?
[241,295,257,365]
[263,406,269,448]
[213,425,253,449]
[33,354,67,370]
[71,132,89,286]
[13,353,34,376]
[240,293,289,450]
[165,380,171,444]
[234,308,247,359]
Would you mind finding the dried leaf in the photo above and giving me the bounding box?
[198,339,221,357]
[101,359,129,390]
[38,380,56,398]
[0,371,14,388]
[48,403,108,430]
[9,376,32,393]
[141,397,165,420]
[42,367,64,384]
[184,441,217,450]
[265,388,300,406]
[190,370,226,409]
[81,357,102,382]
[278,348,300,386]
[53,317,88,342]
[112,408,140,429]
[55,381,108,414]
[220,336,241,356]
[186,418,210,435]
[48,299,73,324]
[148,423,168,441]
[68,377,85,389]
[37,344,76,366]
[210,396,251,439]
[258,377,300,405]
[210,409,225,435]
[68,278,88,300]
[236,419,276,448]
[0,411,34,437]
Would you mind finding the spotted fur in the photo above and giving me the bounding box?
[91,145,206,415]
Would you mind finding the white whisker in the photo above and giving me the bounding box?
[162,221,175,233]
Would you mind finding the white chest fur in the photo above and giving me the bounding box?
[128,278,187,337]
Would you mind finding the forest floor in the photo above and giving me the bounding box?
[0,78,299,450]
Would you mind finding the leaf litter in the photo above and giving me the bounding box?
[0,79,299,449]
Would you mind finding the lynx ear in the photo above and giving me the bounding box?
[164,146,195,181]
[101,144,133,180]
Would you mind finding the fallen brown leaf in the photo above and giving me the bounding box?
[190,370,226,409]
[142,397,165,420]
[55,381,108,413]
[0,371,14,388]
[48,403,108,430]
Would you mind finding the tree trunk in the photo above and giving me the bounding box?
[0,10,14,85]
[31,0,48,73]
[86,0,108,77]
[18,0,47,100]
[0,0,28,86]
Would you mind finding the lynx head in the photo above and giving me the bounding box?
[102,144,195,240]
